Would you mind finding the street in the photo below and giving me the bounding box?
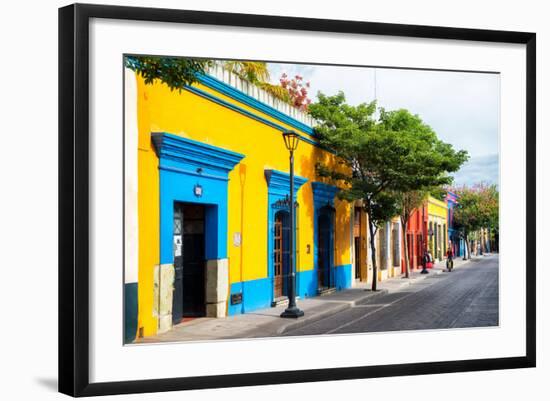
[135,255,499,343]
[283,254,499,337]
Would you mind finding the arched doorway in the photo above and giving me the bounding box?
[273,211,290,299]
[317,208,333,291]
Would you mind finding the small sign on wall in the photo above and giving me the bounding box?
[231,292,243,305]
[174,236,182,257]
[193,183,203,197]
[233,232,241,247]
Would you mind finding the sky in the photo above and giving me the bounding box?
[266,62,500,187]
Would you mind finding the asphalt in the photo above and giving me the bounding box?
[134,254,497,344]
[284,254,499,336]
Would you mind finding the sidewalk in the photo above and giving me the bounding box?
[134,255,484,344]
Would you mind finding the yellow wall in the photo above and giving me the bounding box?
[427,196,448,260]
[136,74,160,337]
[427,197,447,219]
[135,74,351,333]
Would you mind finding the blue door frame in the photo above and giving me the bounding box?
[316,207,335,288]
[152,132,245,265]
[311,182,339,291]
[265,169,307,304]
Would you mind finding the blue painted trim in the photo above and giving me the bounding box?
[334,264,352,290]
[296,264,352,299]
[159,165,229,182]
[196,73,314,136]
[265,169,308,302]
[152,132,245,174]
[446,190,459,199]
[265,169,308,198]
[228,265,352,316]
[448,228,465,257]
[296,268,317,298]
[227,279,272,316]
[312,182,339,290]
[183,84,329,152]
[311,182,340,206]
[153,132,244,264]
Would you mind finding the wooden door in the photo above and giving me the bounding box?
[354,237,361,279]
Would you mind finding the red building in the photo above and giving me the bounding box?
[404,204,428,272]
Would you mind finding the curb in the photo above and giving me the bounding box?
[278,261,470,335]
[243,255,487,338]
[276,288,389,335]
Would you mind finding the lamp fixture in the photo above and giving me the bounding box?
[282,130,300,152]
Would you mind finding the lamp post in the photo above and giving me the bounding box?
[280,130,304,319]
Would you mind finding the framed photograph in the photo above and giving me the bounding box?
[58,3,536,397]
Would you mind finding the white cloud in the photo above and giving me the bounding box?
[452,154,499,187]
[267,62,499,186]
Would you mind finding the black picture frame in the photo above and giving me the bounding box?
[58,3,536,397]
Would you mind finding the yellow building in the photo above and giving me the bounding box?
[427,196,448,261]
[367,217,403,282]
[124,63,356,341]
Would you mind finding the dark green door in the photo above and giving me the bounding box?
[318,213,331,289]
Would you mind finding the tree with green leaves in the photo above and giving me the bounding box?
[310,93,468,290]
[223,60,271,83]
[223,61,292,103]
[125,57,309,109]
[125,56,212,91]
[479,183,499,252]
[452,183,499,258]
[395,190,429,278]
[377,108,468,278]
[310,92,380,290]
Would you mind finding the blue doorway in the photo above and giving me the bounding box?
[273,210,290,299]
[316,207,334,291]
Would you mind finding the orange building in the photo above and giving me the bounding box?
[404,204,428,271]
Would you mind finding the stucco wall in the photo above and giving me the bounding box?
[133,72,353,335]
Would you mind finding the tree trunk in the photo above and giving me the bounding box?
[465,233,470,259]
[368,219,378,291]
[479,230,484,255]
[401,218,410,278]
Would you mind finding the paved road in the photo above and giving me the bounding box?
[284,254,499,336]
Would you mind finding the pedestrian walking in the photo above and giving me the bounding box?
[446,245,454,272]
[427,250,434,268]
[421,249,432,274]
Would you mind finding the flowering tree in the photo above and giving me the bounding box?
[279,73,312,111]
[452,183,499,258]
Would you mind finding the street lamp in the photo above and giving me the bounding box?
[280,130,304,319]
